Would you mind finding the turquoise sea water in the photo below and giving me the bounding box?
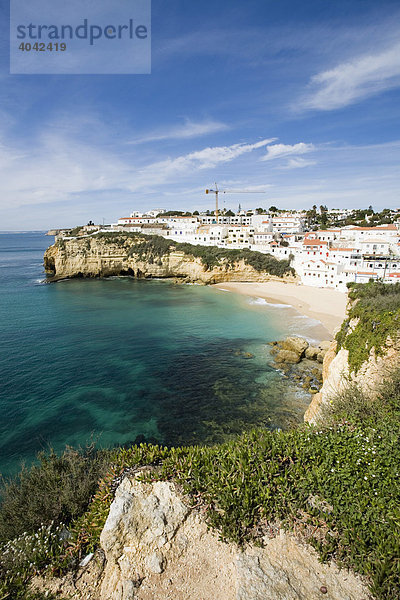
[0,233,319,477]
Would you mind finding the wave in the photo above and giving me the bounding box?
[291,315,322,327]
[248,297,291,308]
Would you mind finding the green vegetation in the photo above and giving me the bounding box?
[0,524,67,599]
[305,206,397,229]
[157,210,192,217]
[336,281,400,372]
[0,444,108,543]
[1,370,399,599]
[66,226,84,237]
[93,231,295,277]
[174,242,293,275]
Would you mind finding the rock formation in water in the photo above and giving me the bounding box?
[43,233,296,285]
[269,336,330,393]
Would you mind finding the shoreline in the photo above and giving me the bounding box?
[213,281,347,338]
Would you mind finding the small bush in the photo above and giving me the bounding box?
[319,367,400,428]
[0,444,108,543]
[0,523,68,598]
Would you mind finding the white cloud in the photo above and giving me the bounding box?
[149,138,275,174]
[128,119,230,144]
[300,41,400,111]
[261,142,314,161]
[0,134,274,211]
[280,157,316,169]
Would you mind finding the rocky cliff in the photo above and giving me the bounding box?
[304,286,400,424]
[43,233,296,285]
[33,477,369,600]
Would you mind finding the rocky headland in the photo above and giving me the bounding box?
[43,232,296,285]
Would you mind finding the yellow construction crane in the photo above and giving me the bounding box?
[205,183,266,222]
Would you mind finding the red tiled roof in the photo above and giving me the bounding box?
[350,225,397,231]
[331,247,357,252]
[303,240,328,246]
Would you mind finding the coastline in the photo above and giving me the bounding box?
[213,281,347,337]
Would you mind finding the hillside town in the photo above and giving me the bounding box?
[63,205,400,293]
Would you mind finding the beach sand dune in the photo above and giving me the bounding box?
[214,281,347,337]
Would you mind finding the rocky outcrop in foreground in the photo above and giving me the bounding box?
[34,478,369,600]
[43,235,296,285]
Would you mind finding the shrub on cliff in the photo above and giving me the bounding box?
[0,444,108,543]
[66,226,84,238]
[336,281,400,372]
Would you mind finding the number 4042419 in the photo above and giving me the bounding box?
[18,42,66,51]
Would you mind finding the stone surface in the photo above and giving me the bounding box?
[275,349,302,364]
[305,346,319,360]
[99,478,237,600]
[318,341,331,352]
[236,534,367,600]
[33,479,370,600]
[279,336,309,357]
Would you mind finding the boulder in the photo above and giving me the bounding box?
[274,350,302,364]
[305,346,319,360]
[280,336,309,357]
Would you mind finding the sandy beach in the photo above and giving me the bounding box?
[214,281,348,337]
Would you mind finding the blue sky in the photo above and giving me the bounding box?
[1,0,400,229]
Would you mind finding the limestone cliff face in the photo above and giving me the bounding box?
[304,333,400,424]
[36,478,369,600]
[43,236,297,285]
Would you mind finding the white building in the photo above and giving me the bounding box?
[270,214,304,234]
[340,225,399,244]
[301,259,343,288]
